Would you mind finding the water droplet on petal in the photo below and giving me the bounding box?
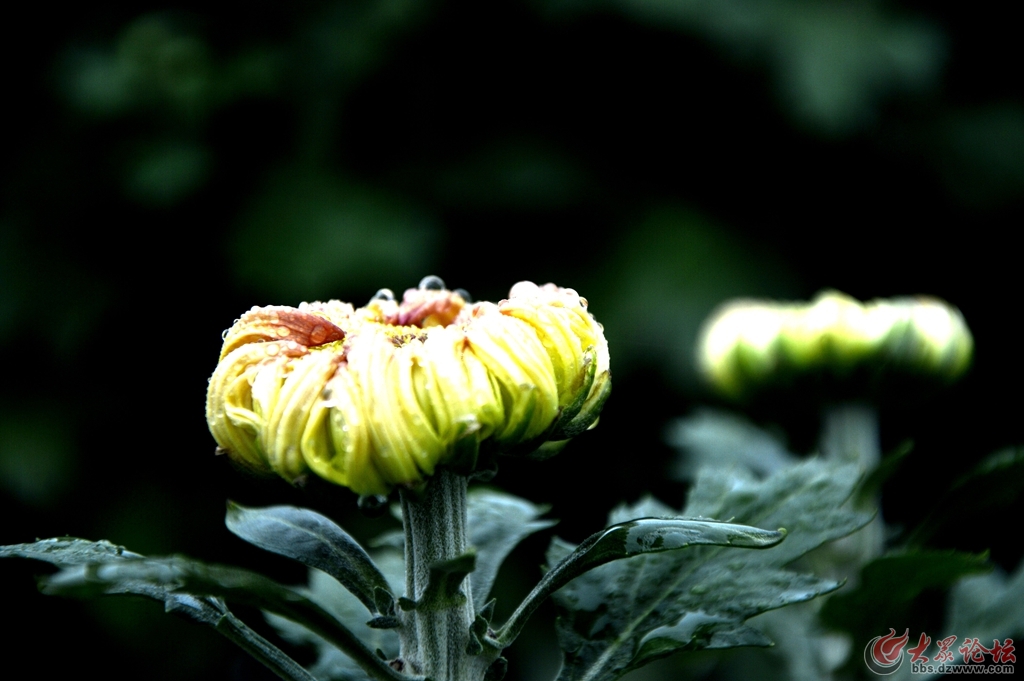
[454,288,472,303]
[419,275,446,291]
[371,288,396,302]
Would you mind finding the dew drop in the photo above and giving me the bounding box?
[358,494,388,518]
[371,288,396,302]
[454,288,472,303]
[419,275,446,291]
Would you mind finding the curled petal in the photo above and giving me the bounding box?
[206,340,309,473]
[465,308,559,441]
[206,280,611,495]
[262,350,343,482]
[220,306,345,359]
[302,370,389,496]
[502,283,610,436]
[354,335,446,484]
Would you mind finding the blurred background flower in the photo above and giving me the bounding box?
[1,2,1019,680]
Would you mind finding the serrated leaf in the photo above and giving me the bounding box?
[682,460,870,562]
[496,513,784,648]
[226,503,393,615]
[1,539,318,681]
[548,458,871,681]
[633,611,773,667]
[467,489,557,610]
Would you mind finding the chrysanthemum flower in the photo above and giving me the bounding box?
[206,277,610,495]
[697,290,972,400]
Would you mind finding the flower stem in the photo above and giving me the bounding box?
[820,401,883,568]
[820,402,880,470]
[400,469,482,681]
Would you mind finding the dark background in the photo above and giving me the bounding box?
[1,2,1020,679]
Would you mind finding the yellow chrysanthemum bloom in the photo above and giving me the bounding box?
[206,278,610,495]
[697,290,972,400]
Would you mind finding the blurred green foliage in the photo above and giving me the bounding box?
[2,1,1021,679]
[0,411,75,506]
[231,169,438,299]
[541,0,946,134]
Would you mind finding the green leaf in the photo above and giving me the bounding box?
[548,457,872,681]
[820,550,991,643]
[714,603,852,681]
[467,489,557,610]
[415,551,477,611]
[669,411,878,681]
[853,439,914,506]
[682,460,869,562]
[0,537,142,564]
[266,557,406,681]
[496,513,784,648]
[0,538,176,611]
[907,446,1024,546]
[40,554,412,681]
[226,502,394,616]
[667,409,798,480]
[946,557,1024,642]
[1,538,318,681]
[886,556,1024,681]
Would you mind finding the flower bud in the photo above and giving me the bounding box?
[206,280,610,495]
[696,290,972,400]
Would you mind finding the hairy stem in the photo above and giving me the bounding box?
[400,469,481,681]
